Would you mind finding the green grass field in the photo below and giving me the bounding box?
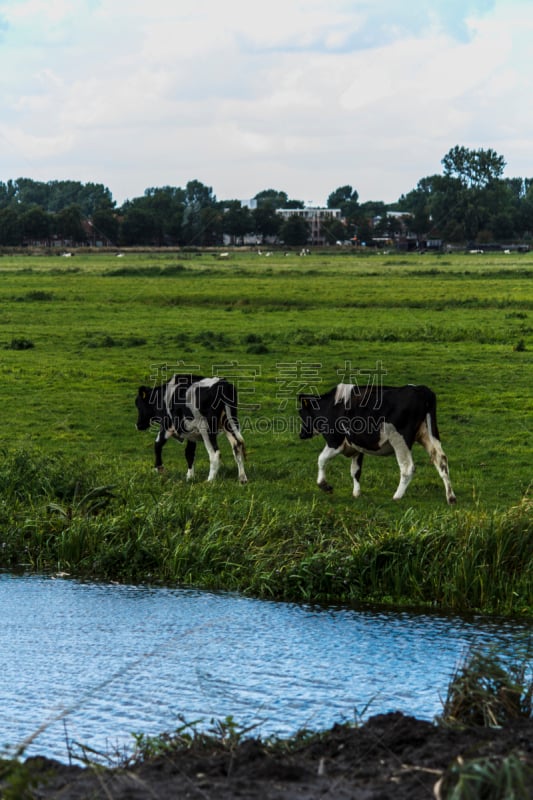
[0,248,531,613]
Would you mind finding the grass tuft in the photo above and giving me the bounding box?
[438,648,532,727]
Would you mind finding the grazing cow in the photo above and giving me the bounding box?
[298,383,456,504]
[136,374,248,484]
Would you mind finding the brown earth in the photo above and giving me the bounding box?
[12,712,533,799]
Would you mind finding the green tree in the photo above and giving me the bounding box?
[254,189,289,209]
[141,186,186,244]
[353,200,387,244]
[279,214,309,246]
[253,188,304,210]
[284,198,305,209]
[358,200,387,219]
[397,182,432,237]
[0,207,21,245]
[14,177,51,208]
[222,201,254,245]
[252,205,282,240]
[200,206,224,246]
[442,146,506,189]
[515,181,533,237]
[12,178,115,215]
[119,206,159,245]
[19,205,51,243]
[78,182,115,214]
[489,210,515,240]
[180,180,217,245]
[52,205,86,243]
[185,179,216,209]
[91,208,119,245]
[0,180,18,209]
[320,216,348,244]
[327,185,359,222]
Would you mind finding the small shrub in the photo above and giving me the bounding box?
[161,264,186,275]
[6,338,34,350]
[124,336,147,347]
[192,330,233,349]
[438,649,532,728]
[247,342,269,354]
[17,290,54,301]
[85,334,147,348]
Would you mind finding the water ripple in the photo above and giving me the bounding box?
[0,574,529,763]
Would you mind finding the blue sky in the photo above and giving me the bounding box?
[0,0,531,206]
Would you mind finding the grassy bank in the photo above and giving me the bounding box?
[0,249,531,614]
[0,447,531,615]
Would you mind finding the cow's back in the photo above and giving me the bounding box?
[378,385,437,444]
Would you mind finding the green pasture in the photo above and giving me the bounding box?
[0,248,531,613]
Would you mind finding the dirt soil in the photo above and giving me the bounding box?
[12,712,533,799]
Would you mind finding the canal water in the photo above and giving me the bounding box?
[0,573,530,764]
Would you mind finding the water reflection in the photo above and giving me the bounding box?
[0,574,530,763]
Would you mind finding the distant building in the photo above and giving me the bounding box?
[276,207,342,245]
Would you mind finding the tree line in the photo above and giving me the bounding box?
[1,146,532,248]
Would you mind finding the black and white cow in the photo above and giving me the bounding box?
[136,374,248,484]
[298,383,456,504]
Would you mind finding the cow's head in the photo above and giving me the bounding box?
[135,385,159,430]
[298,394,320,439]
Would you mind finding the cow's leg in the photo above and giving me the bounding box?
[222,407,248,484]
[317,444,343,493]
[184,440,196,481]
[416,417,456,504]
[198,428,221,482]
[224,432,248,484]
[154,427,172,473]
[206,439,221,482]
[350,452,364,498]
[189,414,221,482]
[390,434,416,501]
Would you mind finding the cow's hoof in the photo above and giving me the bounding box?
[155,466,165,474]
[239,477,249,485]
[448,495,457,505]
[318,480,333,494]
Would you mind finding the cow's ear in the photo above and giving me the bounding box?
[301,397,308,409]
[138,386,148,399]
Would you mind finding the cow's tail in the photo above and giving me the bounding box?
[421,386,441,441]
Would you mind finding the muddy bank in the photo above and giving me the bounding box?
[8,711,533,799]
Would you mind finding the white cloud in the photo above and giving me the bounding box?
[0,0,532,204]
[0,122,74,158]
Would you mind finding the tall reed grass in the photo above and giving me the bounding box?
[1,449,530,615]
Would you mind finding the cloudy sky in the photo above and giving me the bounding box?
[1,0,532,207]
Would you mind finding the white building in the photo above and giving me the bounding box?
[276,207,342,245]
